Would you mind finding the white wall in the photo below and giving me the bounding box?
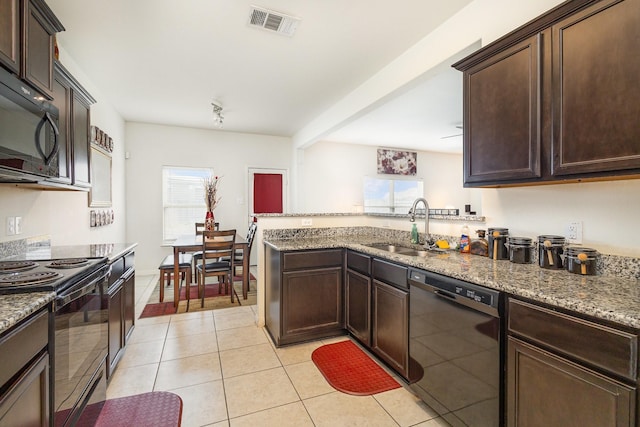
[0,46,126,246]
[124,122,292,273]
[299,140,480,214]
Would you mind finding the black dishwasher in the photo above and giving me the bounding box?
[408,268,504,427]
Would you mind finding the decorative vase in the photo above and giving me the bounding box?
[205,211,215,231]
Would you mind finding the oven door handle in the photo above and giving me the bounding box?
[56,267,110,306]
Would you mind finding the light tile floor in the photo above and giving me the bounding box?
[109,274,450,426]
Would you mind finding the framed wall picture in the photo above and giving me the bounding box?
[377,149,417,175]
[89,145,112,207]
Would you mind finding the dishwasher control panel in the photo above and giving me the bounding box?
[408,268,499,308]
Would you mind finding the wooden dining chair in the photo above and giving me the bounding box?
[222,222,257,277]
[194,229,237,308]
[193,221,220,280]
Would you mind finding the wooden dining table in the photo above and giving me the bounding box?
[171,234,249,308]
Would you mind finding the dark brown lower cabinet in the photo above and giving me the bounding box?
[107,252,135,378]
[0,309,50,426]
[265,246,344,346]
[345,268,371,346]
[372,279,409,379]
[507,298,638,426]
[508,337,635,427]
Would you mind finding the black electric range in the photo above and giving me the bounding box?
[0,256,111,427]
[0,257,108,294]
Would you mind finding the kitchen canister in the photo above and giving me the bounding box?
[507,237,534,264]
[538,235,565,269]
[565,246,599,275]
[488,228,509,260]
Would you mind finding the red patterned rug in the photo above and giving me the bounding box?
[140,283,228,318]
[311,340,401,396]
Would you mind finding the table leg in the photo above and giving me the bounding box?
[243,245,249,299]
[173,248,180,309]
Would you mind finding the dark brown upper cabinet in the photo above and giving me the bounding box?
[0,0,21,73]
[52,61,96,189]
[551,0,640,177]
[461,34,542,184]
[454,0,640,187]
[0,0,63,99]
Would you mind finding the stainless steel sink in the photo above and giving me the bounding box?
[365,243,428,258]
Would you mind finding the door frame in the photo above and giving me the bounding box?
[247,167,288,218]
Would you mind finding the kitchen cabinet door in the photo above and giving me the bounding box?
[281,266,343,344]
[71,92,91,188]
[107,284,123,377]
[551,0,640,177]
[51,64,72,184]
[346,268,371,346]
[372,279,409,379]
[22,0,57,98]
[123,271,135,341]
[461,33,542,186]
[507,336,635,427]
[0,0,20,73]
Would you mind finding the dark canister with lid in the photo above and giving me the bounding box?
[538,235,565,269]
[507,237,534,264]
[565,246,599,275]
[488,228,509,260]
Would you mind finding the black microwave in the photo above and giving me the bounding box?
[0,66,60,181]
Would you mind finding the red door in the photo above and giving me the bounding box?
[253,173,283,214]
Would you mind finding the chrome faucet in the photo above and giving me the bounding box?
[408,197,432,247]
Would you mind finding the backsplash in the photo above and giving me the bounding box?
[263,226,640,281]
[0,236,50,259]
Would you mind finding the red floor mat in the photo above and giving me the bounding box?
[94,392,182,427]
[311,340,401,396]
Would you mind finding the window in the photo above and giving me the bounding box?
[162,166,213,242]
[363,176,424,214]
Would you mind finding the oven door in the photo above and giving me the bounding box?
[53,273,108,427]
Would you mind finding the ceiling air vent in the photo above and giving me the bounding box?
[248,6,300,37]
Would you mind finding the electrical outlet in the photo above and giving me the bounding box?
[566,221,583,244]
[15,217,22,234]
[301,218,312,226]
[6,217,15,236]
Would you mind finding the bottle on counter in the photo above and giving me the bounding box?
[411,223,419,244]
[460,224,470,253]
[470,229,489,256]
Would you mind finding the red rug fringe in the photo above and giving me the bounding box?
[311,340,401,396]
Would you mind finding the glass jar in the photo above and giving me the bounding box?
[537,235,565,269]
[507,237,534,264]
[488,228,509,260]
[565,247,599,275]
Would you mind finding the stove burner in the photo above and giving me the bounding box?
[0,271,62,286]
[0,261,38,273]
[47,258,89,269]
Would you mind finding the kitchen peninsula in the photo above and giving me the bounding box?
[259,214,639,426]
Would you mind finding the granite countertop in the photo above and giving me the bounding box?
[4,242,138,263]
[265,237,640,330]
[0,292,54,334]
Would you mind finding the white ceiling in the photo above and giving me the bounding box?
[47,0,473,153]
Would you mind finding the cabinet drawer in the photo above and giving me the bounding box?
[508,299,638,381]
[372,258,408,289]
[283,249,342,271]
[346,250,370,275]
[0,310,48,387]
